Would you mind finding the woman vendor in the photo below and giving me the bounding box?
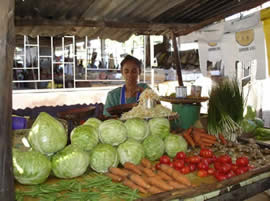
[103,55,149,116]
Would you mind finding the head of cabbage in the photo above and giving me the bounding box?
[164,134,187,157]
[28,112,67,155]
[149,117,170,140]
[13,149,51,185]
[52,145,90,178]
[84,117,102,129]
[117,139,144,165]
[70,125,99,152]
[99,119,127,146]
[89,144,119,173]
[124,118,149,141]
[143,135,165,161]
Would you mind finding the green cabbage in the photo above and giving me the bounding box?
[117,139,145,165]
[13,149,51,185]
[149,117,170,139]
[28,112,67,155]
[89,144,119,173]
[124,118,149,141]
[241,119,257,133]
[143,135,165,161]
[52,145,90,178]
[84,117,102,129]
[99,119,127,146]
[70,125,99,152]
[164,134,187,157]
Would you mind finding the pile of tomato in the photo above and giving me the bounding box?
[156,148,254,181]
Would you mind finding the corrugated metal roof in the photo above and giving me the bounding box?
[15,0,268,42]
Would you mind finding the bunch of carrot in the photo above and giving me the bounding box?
[105,158,192,195]
[182,127,227,149]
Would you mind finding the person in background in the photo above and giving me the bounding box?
[103,55,149,116]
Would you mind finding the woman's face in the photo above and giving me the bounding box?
[121,61,140,86]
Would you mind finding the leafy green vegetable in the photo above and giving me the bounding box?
[254,117,264,128]
[244,105,256,120]
[83,117,102,129]
[143,135,165,161]
[70,125,99,152]
[52,145,90,179]
[99,119,127,146]
[124,118,150,141]
[164,134,187,157]
[28,112,67,155]
[241,119,257,133]
[89,144,119,173]
[13,149,51,185]
[148,117,170,139]
[118,139,145,165]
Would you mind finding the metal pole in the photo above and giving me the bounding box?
[171,32,184,86]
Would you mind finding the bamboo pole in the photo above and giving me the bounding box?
[0,0,15,200]
[171,32,183,86]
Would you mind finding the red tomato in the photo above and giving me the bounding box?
[180,166,190,174]
[207,167,215,175]
[206,155,217,164]
[188,156,201,164]
[173,160,185,170]
[169,162,174,168]
[200,148,213,158]
[248,164,255,170]
[226,170,235,179]
[201,158,209,165]
[198,161,209,170]
[214,161,222,171]
[160,155,171,164]
[235,167,248,175]
[236,156,249,167]
[155,162,161,170]
[175,152,186,160]
[197,170,208,177]
[214,172,227,181]
[212,155,217,162]
[189,164,197,172]
[231,164,238,173]
[218,155,232,164]
[220,163,231,174]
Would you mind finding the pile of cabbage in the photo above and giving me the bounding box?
[13,112,187,185]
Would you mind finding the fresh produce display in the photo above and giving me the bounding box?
[28,112,68,155]
[124,118,150,141]
[253,127,270,140]
[89,144,119,173]
[117,139,145,165]
[98,119,127,146]
[143,135,165,161]
[164,134,187,157]
[13,149,51,185]
[148,117,170,140]
[52,145,90,178]
[70,124,99,152]
[83,117,102,129]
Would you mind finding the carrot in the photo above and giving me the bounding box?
[183,128,195,148]
[137,164,145,171]
[122,179,148,194]
[142,167,156,177]
[105,173,123,182]
[219,133,227,145]
[168,180,187,189]
[124,162,142,175]
[157,170,172,181]
[199,133,217,141]
[141,158,152,169]
[200,142,213,147]
[160,164,191,186]
[192,128,207,133]
[109,167,129,177]
[121,168,132,176]
[148,186,163,194]
[128,174,151,189]
[147,176,174,191]
[192,132,201,146]
[201,138,218,145]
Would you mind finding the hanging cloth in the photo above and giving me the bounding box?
[120,85,141,104]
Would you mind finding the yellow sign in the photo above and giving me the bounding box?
[235,29,255,46]
[208,42,217,47]
[261,7,270,76]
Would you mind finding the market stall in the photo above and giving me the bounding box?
[2,0,270,201]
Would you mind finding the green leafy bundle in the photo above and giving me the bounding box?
[208,79,244,137]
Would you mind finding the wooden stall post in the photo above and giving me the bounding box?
[0,0,15,200]
[171,32,183,86]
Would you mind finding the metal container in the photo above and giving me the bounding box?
[176,86,187,98]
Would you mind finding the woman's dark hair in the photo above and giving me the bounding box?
[120,55,141,73]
